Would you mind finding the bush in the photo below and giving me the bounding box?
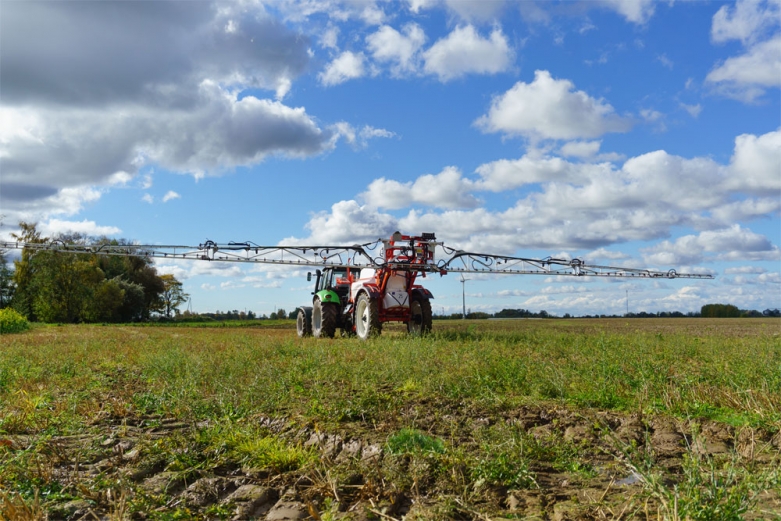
[0,308,31,334]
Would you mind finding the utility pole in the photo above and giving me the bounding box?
[626,289,629,316]
[461,275,469,319]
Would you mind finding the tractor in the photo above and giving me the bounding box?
[296,232,436,340]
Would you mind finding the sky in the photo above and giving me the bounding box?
[1,0,779,317]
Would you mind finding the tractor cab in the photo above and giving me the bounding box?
[312,267,351,304]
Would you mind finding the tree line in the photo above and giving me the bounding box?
[438,306,779,320]
[0,223,188,323]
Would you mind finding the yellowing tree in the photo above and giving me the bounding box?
[158,274,189,318]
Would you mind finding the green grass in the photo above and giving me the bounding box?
[387,428,446,455]
[0,318,779,519]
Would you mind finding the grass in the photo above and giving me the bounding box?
[0,318,779,519]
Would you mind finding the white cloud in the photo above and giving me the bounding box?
[0,186,103,225]
[1,84,336,212]
[162,191,181,203]
[474,154,606,191]
[321,26,339,49]
[707,0,781,102]
[287,128,779,256]
[680,103,702,118]
[366,23,426,76]
[40,219,121,237]
[220,281,246,290]
[142,194,154,204]
[517,0,656,26]
[407,0,437,14]
[757,272,781,283]
[711,197,781,222]
[1,2,310,104]
[442,0,506,21]
[281,200,397,244]
[656,53,673,69]
[600,0,656,24]
[584,248,631,261]
[706,35,781,101]
[359,4,386,25]
[518,2,551,24]
[107,171,133,186]
[643,225,780,265]
[332,122,396,148]
[319,51,367,86]
[640,108,663,122]
[559,140,602,158]
[497,289,531,297]
[726,128,781,195]
[540,285,589,295]
[724,266,767,274]
[711,0,780,45]
[155,259,244,281]
[360,126,396,140]
[475,70,632,140]
[422,25,513,81]
[277,0,386,25]
[640,108,666,132]
[406,0,506,21]
[361,166,478,209]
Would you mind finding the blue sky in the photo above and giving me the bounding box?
[1,0,779,317]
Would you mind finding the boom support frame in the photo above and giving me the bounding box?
[0,235,713,280]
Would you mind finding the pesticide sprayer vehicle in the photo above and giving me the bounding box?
[1,231,713,340]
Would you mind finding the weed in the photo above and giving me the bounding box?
[0,308,30,334]
[472,451,536,489]
[233,435,314,471]
[387,428,445,455]
[615,427,776,521]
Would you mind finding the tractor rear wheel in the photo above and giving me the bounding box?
[407,294,432,336]
[355,293,381,340]
[313,299,338,338]
[296,308,312,337]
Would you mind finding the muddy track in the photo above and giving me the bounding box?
[3,404,780,520]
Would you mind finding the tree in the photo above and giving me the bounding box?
[701,303,740,318]
[9,223,170,323]
[31,252,104,323]
[0,251,14,308]
[158,274,188,318]
[11,222,46,320]
[114,279,147,322]
[125,258,166,319]
[84,278,125,322]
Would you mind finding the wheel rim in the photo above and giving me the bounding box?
[313,302,322,332]
[297,311,304,335]
[356,298,368,338]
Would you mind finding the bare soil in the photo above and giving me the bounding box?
[3,402,779,520]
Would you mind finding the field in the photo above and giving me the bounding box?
[1,319,779,520]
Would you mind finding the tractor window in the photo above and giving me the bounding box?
[333,269,350,286]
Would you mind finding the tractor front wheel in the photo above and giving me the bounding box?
[355,293,381,340]
[407,294,432,336]
[313,299,338,338]
[296,308,312,337]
